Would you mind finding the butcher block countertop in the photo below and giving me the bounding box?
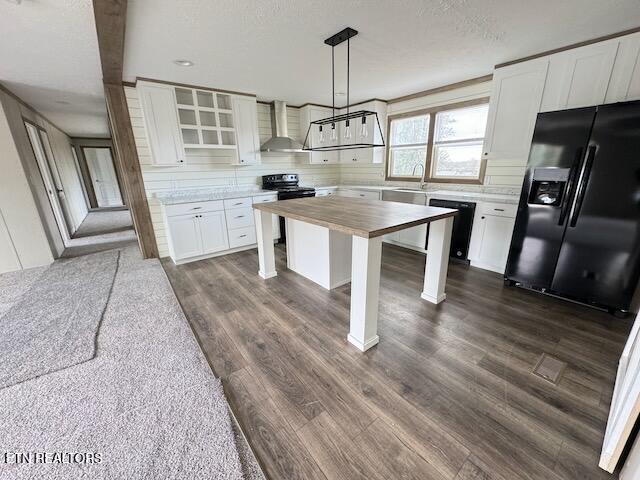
[253,196,457,238]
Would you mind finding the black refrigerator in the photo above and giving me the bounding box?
[505,100,640,316]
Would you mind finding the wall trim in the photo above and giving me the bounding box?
[130,77,257,98]
[495,26,640,69]
[387,75,493,104]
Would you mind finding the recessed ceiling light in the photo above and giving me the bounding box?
[174,59,194,67]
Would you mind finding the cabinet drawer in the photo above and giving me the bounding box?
[252,194,278,204]
[224,197,252,209]
[339,189,380,200]
[226,207,254,229]
[479,202,517,218]
[315,189,336,197]
[164,200,224,217]
[228,226,257,248]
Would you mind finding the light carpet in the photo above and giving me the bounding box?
[73,209,133,238]
[0,250,119,389]
[0,245,252,479]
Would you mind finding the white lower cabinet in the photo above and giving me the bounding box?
[167,214,205,261]
[199,211,230,254]
[468,203,516,274]
[164,193,278,264]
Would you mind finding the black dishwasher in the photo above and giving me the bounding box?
[427,199,476,263]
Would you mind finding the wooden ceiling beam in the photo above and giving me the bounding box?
[93,0,127,83]
[92,0,158,258]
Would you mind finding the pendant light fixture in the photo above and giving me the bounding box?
[302,27,385,152]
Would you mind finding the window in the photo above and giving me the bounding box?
[386,100,489,183]
[387,114,429,178]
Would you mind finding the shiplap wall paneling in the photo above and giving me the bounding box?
[125,87,340,257]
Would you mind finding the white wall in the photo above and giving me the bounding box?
[0,99,54,272]
[125,86,340,257]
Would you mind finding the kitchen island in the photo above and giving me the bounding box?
[253,196,457,352]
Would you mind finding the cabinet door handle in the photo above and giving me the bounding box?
[481,216,485,219]
[191,207,202,210]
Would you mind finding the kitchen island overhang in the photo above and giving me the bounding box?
[253,196,458,352]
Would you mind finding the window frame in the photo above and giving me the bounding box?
[385,97,489,184]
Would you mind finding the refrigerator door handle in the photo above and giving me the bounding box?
[557,147,583,226]
[568,145,596,228]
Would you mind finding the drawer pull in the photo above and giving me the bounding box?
[494,208,505,212]
[238,234,247,238]
[235,215,245,219]
[191,207,202,210]
[233,202,243,206]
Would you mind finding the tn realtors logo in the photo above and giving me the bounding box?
[2,451,102,464]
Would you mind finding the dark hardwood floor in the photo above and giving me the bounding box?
[162,244,632,480]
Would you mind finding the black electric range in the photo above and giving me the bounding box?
[262,174,316,200]
[261,174,315,243]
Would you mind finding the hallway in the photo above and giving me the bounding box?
[62,209,137,258]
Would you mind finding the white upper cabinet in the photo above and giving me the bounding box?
[174,88,237,149]
[339,101,387,164]
[541,40,619,112]
[606,32,640,103]
[482,57,549,162]
[300,106,339,164]
[137,81,185,166]
[232,96,261,166]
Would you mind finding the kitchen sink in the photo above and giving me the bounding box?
[382,189,427,205]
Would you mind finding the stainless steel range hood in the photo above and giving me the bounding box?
[260,101,304,153]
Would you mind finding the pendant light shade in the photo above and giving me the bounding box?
[302,27,385,152]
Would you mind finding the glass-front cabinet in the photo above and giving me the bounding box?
[175,88,237,148]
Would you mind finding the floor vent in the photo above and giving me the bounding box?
[532,353,567,384]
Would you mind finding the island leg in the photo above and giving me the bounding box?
[348,235,382,352]
[421,217,454,303]
[254,209,277,279]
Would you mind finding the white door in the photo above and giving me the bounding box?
[199,211,229,255]
[168,214,202,260]
[474,215,515,273]
[24,121,70,243]
[483,58,549,163]
[83,147,123,207]
[600,312,640,473]
[138,82,184,166]
[542,41,619,111]
[606,32,640,103]
[232,96,261,165]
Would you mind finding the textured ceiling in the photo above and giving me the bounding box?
[1,1,638,138]
[0,0,107,136]
[124,0,640,106]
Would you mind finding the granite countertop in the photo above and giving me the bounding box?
[427,190,520,205]
[154,188,275,205]
[311,185,519,204]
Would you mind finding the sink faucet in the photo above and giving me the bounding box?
[411,164,426,189]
